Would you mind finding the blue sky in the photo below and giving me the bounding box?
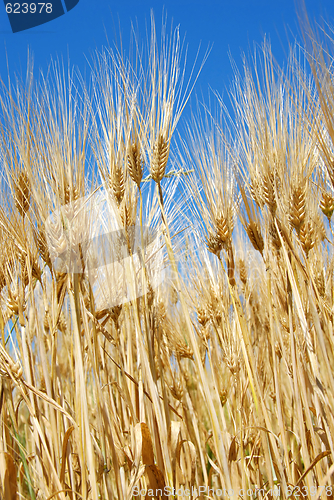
[0,0,334,99]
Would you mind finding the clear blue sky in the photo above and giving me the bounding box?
[0,1,333,104]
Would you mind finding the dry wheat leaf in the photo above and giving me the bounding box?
[146,464,167,500]
[3,452,17,500]
[141,423,155,466]
[176,439,197,485]
[134,423,144,467]
[228,436,239,462]
[170,421,181,482]
[294,451,331,488]
[60,425,75,485]
[127,463,146,498]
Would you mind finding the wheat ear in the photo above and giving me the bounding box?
[151,133,169,184]
[14,171,31,217]
[128,142,143,187]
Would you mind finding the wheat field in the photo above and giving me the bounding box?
[1,13,334,500]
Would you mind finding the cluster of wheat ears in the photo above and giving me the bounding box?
[2,12,334,500]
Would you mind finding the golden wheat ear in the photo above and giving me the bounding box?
[108,162,125,205]
[151,133,170,184]
[320,191,334,223]
[14,170,31,217]
[128,140,144,187]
